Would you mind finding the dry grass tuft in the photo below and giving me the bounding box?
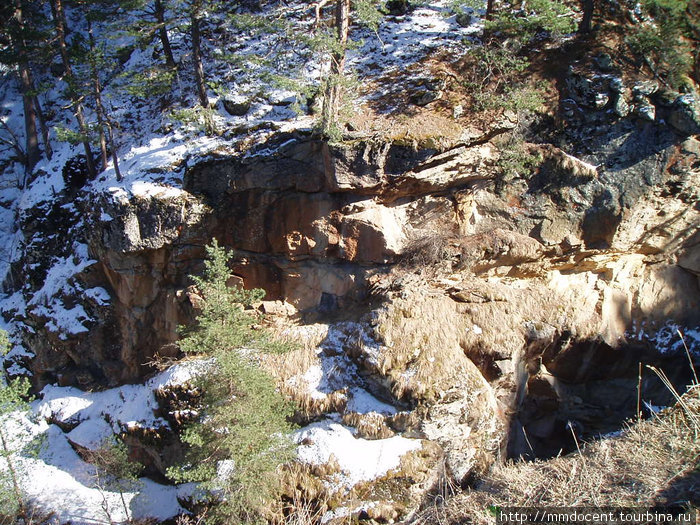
[259,330,350,423]
[341,412,395,440]
[373,294,474,404]
[410,384,700,524]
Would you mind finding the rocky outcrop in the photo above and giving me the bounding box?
[6,100,698,391]
[2,53,697,525]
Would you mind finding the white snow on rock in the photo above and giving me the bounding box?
[626,322,700,357]
[83,287,112,306]
[66,418,115,450]
[0,362,208,522]
[346,387,396,416]
[131,181,186,199]
[37,361,205,433]
[2,413,187,523]
[295,420,421,489]
[29,243,95,306]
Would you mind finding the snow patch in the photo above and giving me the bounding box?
[29,243,95,306]
[83,287,111,306]
[295,420,421,489]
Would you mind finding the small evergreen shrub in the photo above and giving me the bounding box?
[627,0,694,90]
[170,106,220,136]
[168,240,295,524]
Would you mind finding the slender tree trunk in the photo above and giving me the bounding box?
[52,0,96,179]
[190,0,208,108]
[322,0,349,135]
[486,0,495,21]
[0,429,25,517]
[154,0,176,68]
[87,19,108,172]
[333,0,349,75]
[579,0,594,33]
[12,0,40,172]
[29,64,53,160]
[107,123,122,181]
[18,64,40,171]
[33,92,53,161]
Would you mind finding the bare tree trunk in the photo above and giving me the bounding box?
[190,0,208,108]
[154,0,176,68]
[18,64,40,171]
[579,0,594,33]
[31,82,53,161]
[486,0,495,21]
[87,19,108,171]
[52,0,96,179]
[12,0,40,172]
[322,0,349,135]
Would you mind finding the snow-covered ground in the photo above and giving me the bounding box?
[1,363,205,522]
[0,326,426,522]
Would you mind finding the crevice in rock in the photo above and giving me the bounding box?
[507,338,697,460]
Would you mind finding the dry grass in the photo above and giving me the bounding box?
[258,326,351,423]
[373,293,476,404]
[341,412,395,440]
[410,384,700,524]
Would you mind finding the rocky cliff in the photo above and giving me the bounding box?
[0,14,699,521]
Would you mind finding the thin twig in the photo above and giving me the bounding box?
[677,329,699,386]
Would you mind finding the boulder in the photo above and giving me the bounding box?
[668,94,700,135]
[221,94,251,116]
[614,94,630,117]
[634,102,656,121]
[340,202,408,263]
[408,78,445,107]
[460,229,544,274]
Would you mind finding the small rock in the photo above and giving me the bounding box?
[409,78,445,107]
[668,94,700,136]
[613,95,630,117]
[561,98,582,120]
[456,12,472,27]
[632,80,659,97]
[594,92,609,109]
[680,137,700,155]
[634,102,656,121]
[385,0,411,15]
[221,95,251,116]
[595,53,614,72]
[260,300,297,317]
[453,104,464,119]
[609,77,624,93]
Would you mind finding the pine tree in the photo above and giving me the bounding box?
[50,0,97,179]
[0,0,53,177]
[168,240,294,523]
[311,0,382,139]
